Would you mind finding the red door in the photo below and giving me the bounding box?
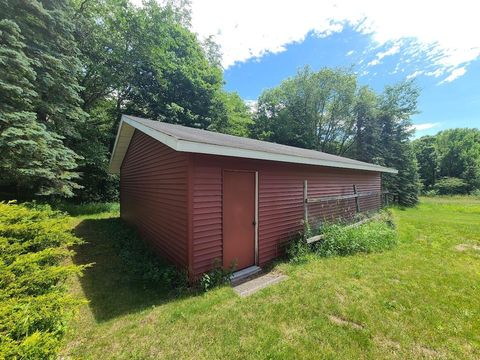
[223,170,256,270]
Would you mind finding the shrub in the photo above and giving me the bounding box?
[286,236,311,263]
[0,201,85,359]
[423,189,439,197]
[470,189,480,197]
[433,177,469,195]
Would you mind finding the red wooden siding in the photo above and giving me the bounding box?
[190,164,223,275]
[120,130,189,268]
[119,130,383,279]
[190,154,382,277]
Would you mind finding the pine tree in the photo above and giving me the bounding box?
[1,0,86,137]
[0,19,81,198]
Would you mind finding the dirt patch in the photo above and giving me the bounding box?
[328,315,363,330]
[375,336,401,351]
[414,345,443,359]
[455,243,480,252]
[335,291,346,304]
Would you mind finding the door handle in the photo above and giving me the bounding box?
[252,220,256,226]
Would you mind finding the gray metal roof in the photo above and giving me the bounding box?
[109,115,398,174]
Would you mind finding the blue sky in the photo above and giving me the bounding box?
[222,28,480,137]
[189,0,480,137]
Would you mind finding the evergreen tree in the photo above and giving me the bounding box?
[0,19,81,198]
[377,81,420,206]
[1,0,86,137]
[353,86,380,162]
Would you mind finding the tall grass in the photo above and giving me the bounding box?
[51,202,119,216]
[288,211,397,261]
[314,220,397,257]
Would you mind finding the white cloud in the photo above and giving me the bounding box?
[406,70,424,79]
[376,43,401,60]
[367,59,380,67]
[244,99,258,112]
[410,122,441,131]
[346,50,355,56]
[438,67,467,84]
[189,0,480,81]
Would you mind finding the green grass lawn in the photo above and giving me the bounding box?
[61,197,480,359]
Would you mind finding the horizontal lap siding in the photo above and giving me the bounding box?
[190,154,382,276]
[259,168,381,265]
[258,172,303,264]
[191,165,223,275]
[120,130,189,268]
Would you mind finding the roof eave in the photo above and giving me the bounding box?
[109,116,398,174]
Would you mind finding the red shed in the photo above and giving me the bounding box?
[109,115,397,279]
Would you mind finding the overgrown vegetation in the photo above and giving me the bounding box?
[0,202,85,359]
[110,218,189,289]
[288,211,397,262]
[199,259,236,292]
[315,220,397,257]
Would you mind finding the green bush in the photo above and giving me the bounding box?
[471,189,480,198]
[423,189,439,197]
[0,201,85,359]
[286,236,311,263]
[433,177,469,195]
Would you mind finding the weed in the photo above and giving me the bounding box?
[199,259,236,292]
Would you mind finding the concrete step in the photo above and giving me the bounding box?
[230,265,262,285]
[233,272,288,297]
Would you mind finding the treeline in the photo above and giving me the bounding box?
[0,0,251,202]
[3,0,473,207]
[252,67,420,206]
[413,129,480,195]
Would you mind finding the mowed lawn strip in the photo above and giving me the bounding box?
[62,197,480,359]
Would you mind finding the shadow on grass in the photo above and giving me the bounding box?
[73,217,195,322]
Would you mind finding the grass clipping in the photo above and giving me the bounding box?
[288,211,397,261]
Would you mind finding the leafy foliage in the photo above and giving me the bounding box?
[0,201,85,359]
[208,91,253,137]
[69,0,252,201]
[253,66,421,206]
[433,177,469,195]
[199,259,236,292]
[413,128,480,194]
[253,66,357,153]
